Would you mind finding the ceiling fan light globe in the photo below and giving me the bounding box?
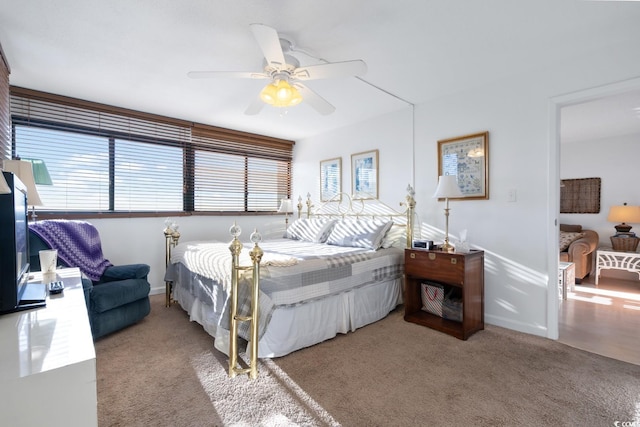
[276,88,291,101]
[275,80,293,101]
[261,79,303,107]
[289,88,303,106]
[260,83,278,105]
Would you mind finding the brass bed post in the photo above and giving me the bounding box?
[247,233,263,379]
[295,193,314,219]
[228,224,263,379]
[305,192,313,218]
[163,220,180,307]
[403,184,416,248]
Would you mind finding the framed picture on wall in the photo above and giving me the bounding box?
[320,157,342,202]
[437,132,489,200]
[351,149,378,199]
[560,177,601,213]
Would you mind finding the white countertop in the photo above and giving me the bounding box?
[0,267,95,380]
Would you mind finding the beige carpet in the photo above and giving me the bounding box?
[96,295,640,426]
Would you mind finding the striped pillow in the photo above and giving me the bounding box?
[326,219,393,250]
[284,218,337,243]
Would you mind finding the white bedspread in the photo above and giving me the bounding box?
[166,238,404,343]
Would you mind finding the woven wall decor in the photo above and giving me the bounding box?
[560,177,601,214]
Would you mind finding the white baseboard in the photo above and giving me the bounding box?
[485,314,550,339]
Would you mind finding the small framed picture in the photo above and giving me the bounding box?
[351,149,378,199]
[320,157,342,202]
[437,132,489,200]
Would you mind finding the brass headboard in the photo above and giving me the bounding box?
[295,184,416,248]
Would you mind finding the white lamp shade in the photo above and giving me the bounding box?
[2,159,44,206]
[278,198,294,213]
[433,175,463,199]
[0,171,10,194]
[607,205,640,224]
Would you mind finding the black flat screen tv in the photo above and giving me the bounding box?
[0,171,45,314]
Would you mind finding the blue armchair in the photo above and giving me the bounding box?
[29,224,151,340]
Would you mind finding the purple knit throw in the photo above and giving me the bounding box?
[29,220,113,281]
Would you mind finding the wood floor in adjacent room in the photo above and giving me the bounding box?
[558,273,640,366]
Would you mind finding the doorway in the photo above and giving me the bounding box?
[551,78,640,365]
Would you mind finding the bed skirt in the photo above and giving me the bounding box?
[172,269,403,358]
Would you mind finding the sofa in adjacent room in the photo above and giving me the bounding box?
[559,224,599,283]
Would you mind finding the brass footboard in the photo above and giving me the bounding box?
[228,224,263,379]
[163,220,180,307]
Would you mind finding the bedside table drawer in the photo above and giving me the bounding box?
[405,250,466,285]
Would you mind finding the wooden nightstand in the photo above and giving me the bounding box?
[404,249,484,340]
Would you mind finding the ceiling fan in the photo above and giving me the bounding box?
[187,23,367,116]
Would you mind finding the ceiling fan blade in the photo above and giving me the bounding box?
[245,96,265,115]
[187,71,268,79]
[293,60,367,81]
[250,23,286,68]
[295,83,336,115]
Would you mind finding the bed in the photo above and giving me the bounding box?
[163,187,416,360]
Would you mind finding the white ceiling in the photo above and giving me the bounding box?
[561,89,640,144]
[1,0,639,142]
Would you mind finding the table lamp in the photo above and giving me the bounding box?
[607,203,640,251]
[278,198,294,228]
[433,175,463,252]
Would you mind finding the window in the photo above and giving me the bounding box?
[10,87,294,215]
[114,138,184,211]
[190,125,293,213]
[194,151,246,211]
[15,126,111,211]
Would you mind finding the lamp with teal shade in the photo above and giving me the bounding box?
[2,159,47,220]
[23,158,53,185]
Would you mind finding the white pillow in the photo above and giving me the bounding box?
[326,219,393,250]
[284,218,337,243]
[381,223,406,248]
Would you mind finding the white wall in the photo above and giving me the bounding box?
[293,37,640,339]
[292,107,415,205]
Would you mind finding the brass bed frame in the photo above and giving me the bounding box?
[163,185,416,379]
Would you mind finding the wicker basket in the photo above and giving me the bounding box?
[610,236,640,252]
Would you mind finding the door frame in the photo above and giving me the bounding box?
[547,76,640,339]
